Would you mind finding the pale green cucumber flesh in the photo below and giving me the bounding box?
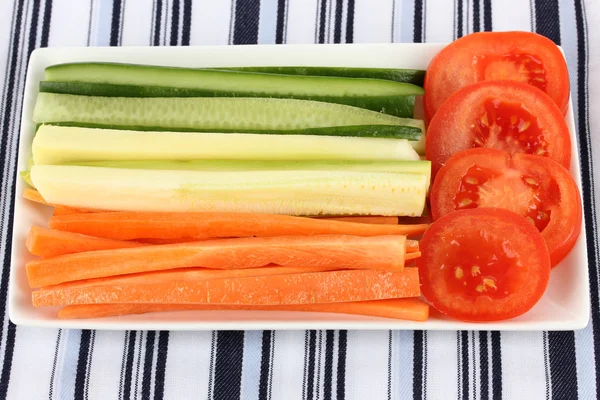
[44,63,424,97]
[31,165,427,216]
[39,81,416,118]
[33,94,426,150]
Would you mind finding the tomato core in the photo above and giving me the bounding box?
[473,99,548,157]
[452,165,552,232]
[476,53,547,92]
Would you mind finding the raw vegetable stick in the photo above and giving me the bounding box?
[23,188,96,215]
[58,298,430,321]
[23,188,49,206]
[42,265,333,291]
[26,234,407,288]
[32,268,420,307]
[49,212,428,241]
[320,216,398,225]
[27,226,145,257]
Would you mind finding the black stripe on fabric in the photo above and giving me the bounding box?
[413,0,423,42]
[479,332,489,400]
[74,330,92,399]
[574,2,600,398]
[118,332,129,399]
[387,331,392,400]
[118,0,126,45]
[345,0,354,43]
[302,331,309,400]
[134,331,144,399]
[317,0,327,44]
[413,331,423,400]
[333,0,342,44]
[456,0,463,38]
[181,0,191,45]
[461,331,469,400]
[141,331,157,400]
[268,331,275,400]
[534,0,560,45]
[86,0,94,46]
[472,332,476,400]
[306,331,317,400]
[548,332,578,399]
[336,330,347,400]
[482,0,491,31]
[259,331,273,400]
[109,0,122,46]
[491,332,502,400]
[0,323,16,399]
[316,331,323,400]
[153,0,163,46]
[85,331,96,399]
[275,0,286,44]
[40,0,52,47]
[543,332,550,399]
[472,0,480,32]
[213,331,244,400]
[27,0,41,57]
[48,330,62,399]
[457,332,462,399]
[154,331,169,400]
[324,331,335,400]
[232,0,260,45]
[123,331,137,400]
[423,332,428,399]
[207,331,217,400]
[170,0,180,45]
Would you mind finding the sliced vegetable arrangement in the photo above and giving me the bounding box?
[21,31,583,324]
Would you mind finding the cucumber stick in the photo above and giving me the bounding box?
[32,125,419,164]
[210,66,426,86]
[69,159,432,190]
[30,165,427,216]
[44,63,423,97]
[33,94,426,154]
[39,81,416,118]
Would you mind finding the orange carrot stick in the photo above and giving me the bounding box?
[26,226,145,257]
[58,298,430,321]
[26,235,407,288]
[49,212,428,241]
[318,216,398,225]
[32,268,420,307]
[42,265,334,291]
[405,251,422,260]
[53,205,97,216]
[406,239,419,252]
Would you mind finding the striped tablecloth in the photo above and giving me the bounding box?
[0,1,599,399]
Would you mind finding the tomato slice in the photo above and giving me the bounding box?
[430,148,582,266]
[417,208,551,322]
[424,31,570,121]
[425,80,571,176]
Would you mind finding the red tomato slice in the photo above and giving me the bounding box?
[425,80,571,177]
[430,148,582,267]
[424,31,570,121]
[417,208,551,322]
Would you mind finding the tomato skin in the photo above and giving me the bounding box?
[425,80,571,177]
[417,208,551,322]
[424,31,570,121]
[430,148,582,267]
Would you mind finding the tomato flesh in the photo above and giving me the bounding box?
[477,53,547,92]
[418,208,551,322]
[430,148,582,266]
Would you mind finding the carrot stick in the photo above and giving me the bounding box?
[23,188,49,206]
[53,205,97,216]
[318,216,398,225]
[26,226,145,257]
[32,268,420,307]
[42,265,334,291]
[406,240,419,252]
[405,252,422,260]
[26,235,407,288]
[58,298,430,321]
[49,212,428,241]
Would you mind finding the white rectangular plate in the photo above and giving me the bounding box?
[8,43,590,331]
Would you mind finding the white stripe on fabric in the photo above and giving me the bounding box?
[85,331,128,400]
[353,0,394,43]
[259,0,279,44]
[189,0,233,45]
[121,0,153,46]
[424,0,454,42]
[54,329,82,400]
[270,331,311,400]
[345,331,389,400]
[286,0,318,44]
[163,332,213,400]
[490,0,532,32]
[5,328,58,400]
[394,330,413,400]
[87,0,111,46]
[424,332,458,400]
[501,332,547,400]
[48,0,94,46]
[239,331,262,400]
